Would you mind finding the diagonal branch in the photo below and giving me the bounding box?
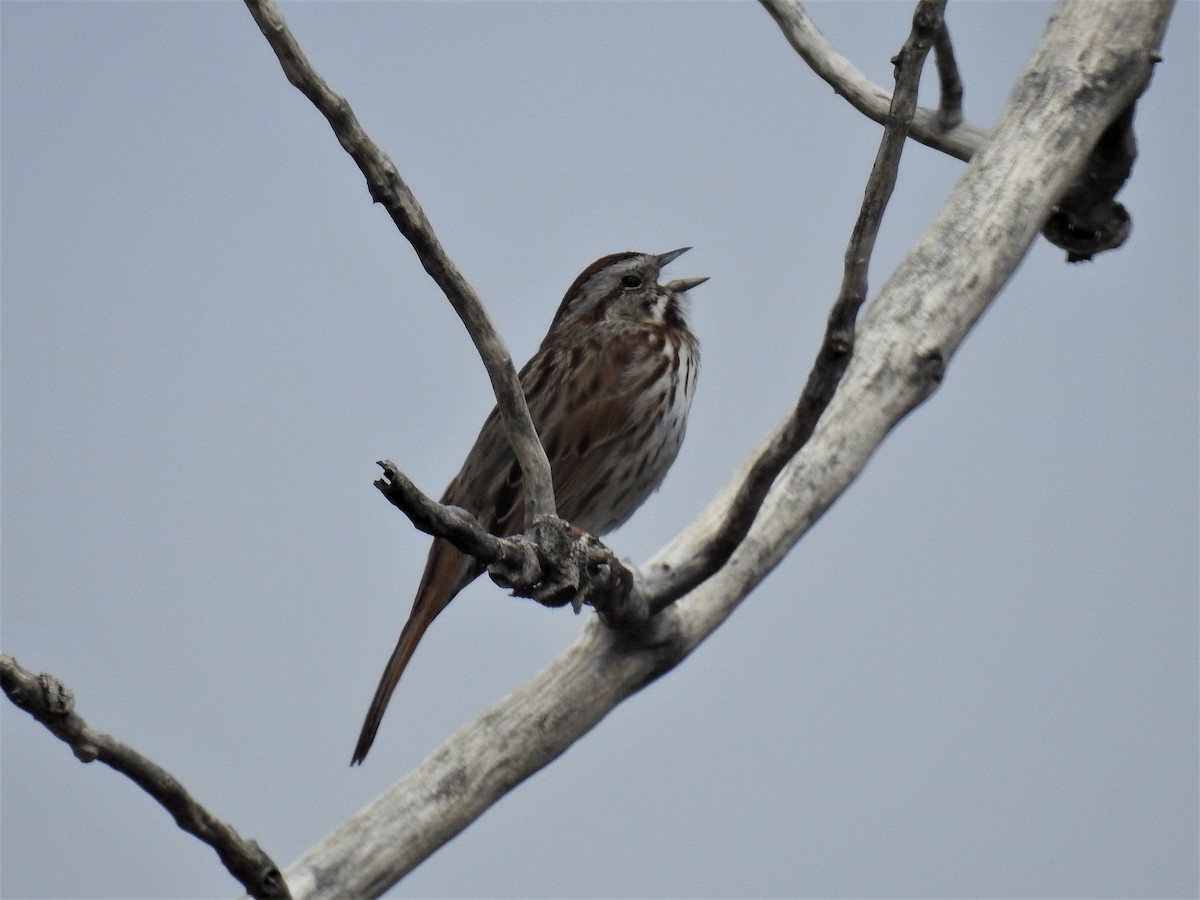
[641,0,947,612]
[242,0,555,527]
[759,0,985,161]
[0,653,291,900]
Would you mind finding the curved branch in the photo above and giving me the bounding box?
[642,0,946,611]
[759,0,986,161]
[242,0,555,526]
[0,654,290,900]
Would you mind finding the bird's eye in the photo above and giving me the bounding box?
[621,274,643,289]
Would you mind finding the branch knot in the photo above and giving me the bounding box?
[490,516,638,622]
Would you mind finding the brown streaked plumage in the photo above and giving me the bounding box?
[352,249,705,764]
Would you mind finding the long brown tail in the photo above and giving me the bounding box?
[351,539,473,765]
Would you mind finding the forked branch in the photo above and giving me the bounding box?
[264,1,1169,896]
[5,2,1173,898]
[372,0,952,621]
[764,0,1149,262]
[759,0,985,160]
[374,461,638,622]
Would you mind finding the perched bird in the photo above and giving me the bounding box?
[353,248,705,764]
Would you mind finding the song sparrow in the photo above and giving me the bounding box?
[352,248,705,764]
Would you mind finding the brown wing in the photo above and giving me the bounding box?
[439,335,638,537]
[525,332,652,529]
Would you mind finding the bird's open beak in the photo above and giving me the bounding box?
[657,248,707,293]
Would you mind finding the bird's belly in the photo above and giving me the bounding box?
[568,344,697,537]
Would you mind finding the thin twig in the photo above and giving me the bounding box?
[0,654,291,899]
[932,19,964,130]
[374,460,533,577]
[759,0,983,161]
[643,0,947,612]
[242,0,555,527]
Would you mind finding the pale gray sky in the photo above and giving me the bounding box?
[2,2,1196,897]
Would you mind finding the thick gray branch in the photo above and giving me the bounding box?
[759,0,986,160]
[279,618,686,899]
[0,654,290,899]
[242,0,555,525]
[642,0,1170,602]
[279,2,1172,896]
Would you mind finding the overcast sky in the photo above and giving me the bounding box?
[2,2,1196,898]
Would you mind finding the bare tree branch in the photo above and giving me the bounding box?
[276,617,685,899]
[242,0,555,527]
[373,460,535,582]
[368,0,956,622]
[641,0,946,612]
[0,653,290,900]
[374,461,636,618]
[642,0,1170,600]
[759,0,985,161]
[279,3,1172,895]
[932,18,965,130]
[762,0,1150,261]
